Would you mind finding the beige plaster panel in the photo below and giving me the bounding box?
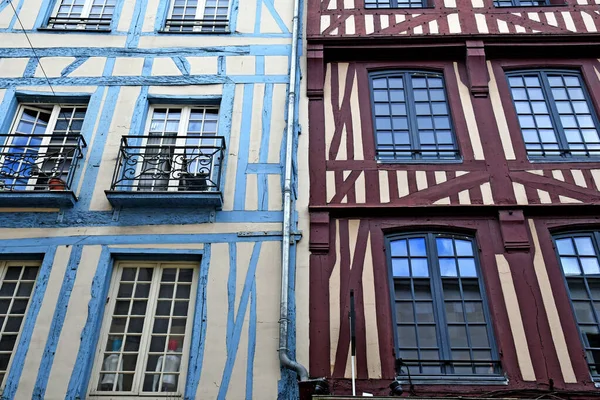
[89,86,141,211]
[16,85,97,94]
[260,3,284,34]
[487,61,517,160]
[245,173,259,211]
[249,83,265,163]
[12,0,43,29]
[235,0,257,33]
[0,223,282,240]
[274,0,293,30]
[137,36,290,49]
[363,233,382,378]
[0,58,29,78]
[141,0,161,32]
[453,62,485,160]
[112,57,145,76]
[265,56,289,75]
[35,57,77,78]
[222,84,244,211]
[151,57,182,76]
[45,246,102,399]
[69,57,107,78]
[329,219,342,375]
[148,84,223,96]
[187,57,219,75]
[227,56,256,75]
[268,174,282,211]
[267,83,287,164]
[0,33,126,48]
[116,0,136,32]
[15,246,71,400]
[109,243,205,249]
[0,5,13,28]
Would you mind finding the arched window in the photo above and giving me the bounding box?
[554,232,600,378]
[386,233,501,377]
[369,71,459,161]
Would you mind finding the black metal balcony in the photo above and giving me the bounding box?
[162,18,229,33]
[43,17,113,31]
[105,135,226,209]
[0,134,86,207]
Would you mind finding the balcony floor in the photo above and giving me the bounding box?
[104,190,223,209]
[0,191,77,208]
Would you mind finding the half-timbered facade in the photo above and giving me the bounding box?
[0,0,306,399]
[306,0,600,397]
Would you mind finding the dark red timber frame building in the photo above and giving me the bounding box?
[305,0,600,397]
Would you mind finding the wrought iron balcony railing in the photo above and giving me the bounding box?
[162,18,229,33]
[45,17,113,31]
[396,359,503,376]
[0,134,86,192]
[109,135,226,194]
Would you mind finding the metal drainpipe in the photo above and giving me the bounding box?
[279,0,309,382]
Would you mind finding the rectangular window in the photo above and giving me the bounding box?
[554,233,600,378]
[494,0,548,6]
[110,105,223,193]
[46,0,116,30]
[0,105,86,192]
[369,71,459,161]
[365,0,426,8]
[164,0,229,33]
[90,262,197,396]
[387,233,501,378]
[507,70,600,159]
[0,261,40,388]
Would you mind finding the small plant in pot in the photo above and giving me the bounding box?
[48,175,66,191]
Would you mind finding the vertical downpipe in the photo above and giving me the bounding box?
[279,0,309,383]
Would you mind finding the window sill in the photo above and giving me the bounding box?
[89,394,182,400]
[104,190,223,209]
[527,157,600,164]
[364,5,435,9]
[157,29,231,34]
[37,27,112,33]
[0,191,76,208]
[492,3,567,8]
[395,375,508,385]
[376,158,463,165]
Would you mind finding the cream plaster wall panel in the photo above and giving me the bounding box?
[222,85,244,211]
[0,6,13,28]
[481,182,494,204]
[89,86,141,211]
[444,0,457,6]
[151,57,182,76]
[529,220,577,383]
[363,233,382,378]
[0,33,126,48]
[337,63,349,103]
[571,170,587,187]
[76,88,108,198]
[416,171,428,191]
[109,243,205,249]
[592,169,600,191]
[245,174,259,211]
[472,0,485,6]
[253,241,282,397]
[273,0,293,31]
[448,14,461,33]
[527,169,543,176]
[226,311,251,399]
[455,62,485,160]
[268,174,283,211]
[513,182,528,205]
[249,84,265,164]
[429,20,439,34]
[0,58,28,78]
[350,74,364,160]
[397,170,409,197]
[235,242,254,340]
[0,223,282,240]
[321,15,330,34]
[324,64,334,160]
[141,0,161,32]
[138,36,293,48]
[45,245,102,399]
[381,15,390,30]
[562,11,577,32]
[227,56,256,75]
[582,11,597,32]
[113,57,145,76]
[330,220,342,375]
[434,197,451,205]
[326,170,336,203]
[14,0,42,29]
[260,3,284,33]
[495,254,536,381]
[187,57,219,75]
[538,189,552,204]
[148,84,223,96]
[559,195,582,203]
[365,14,374,34]
[487,61,516,160]
[69,57,106,77]
[267,83,286,164]
[435,171,447,184]
[552,170,565,181]
[497,19,509,33]
[355,172,366,203]
[545,12,558,26]
[345,16,356,34]
[458,189,471,204]
[236,0,257,33]
[16,85,96,94]
[379,171,390,203]
[117,0,136,32]
[196,243,229,399]
[265,56,289,75]
[15,246,71,400]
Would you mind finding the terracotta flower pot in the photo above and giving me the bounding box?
[48,177,66,191]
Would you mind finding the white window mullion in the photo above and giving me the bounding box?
[168,108,191,191]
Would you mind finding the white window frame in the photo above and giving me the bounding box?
[166,0,230,32]
[0,260,41,392]
[88,261,198,399]
[0,104,86,191]
[135,105,220,192]
[51,0,115,19]
[48,0,116,30]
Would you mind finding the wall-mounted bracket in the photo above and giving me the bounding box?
[309,212,330,253]
[499,209,530,251]
[307,44,325,100]
[466,40,489,98]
